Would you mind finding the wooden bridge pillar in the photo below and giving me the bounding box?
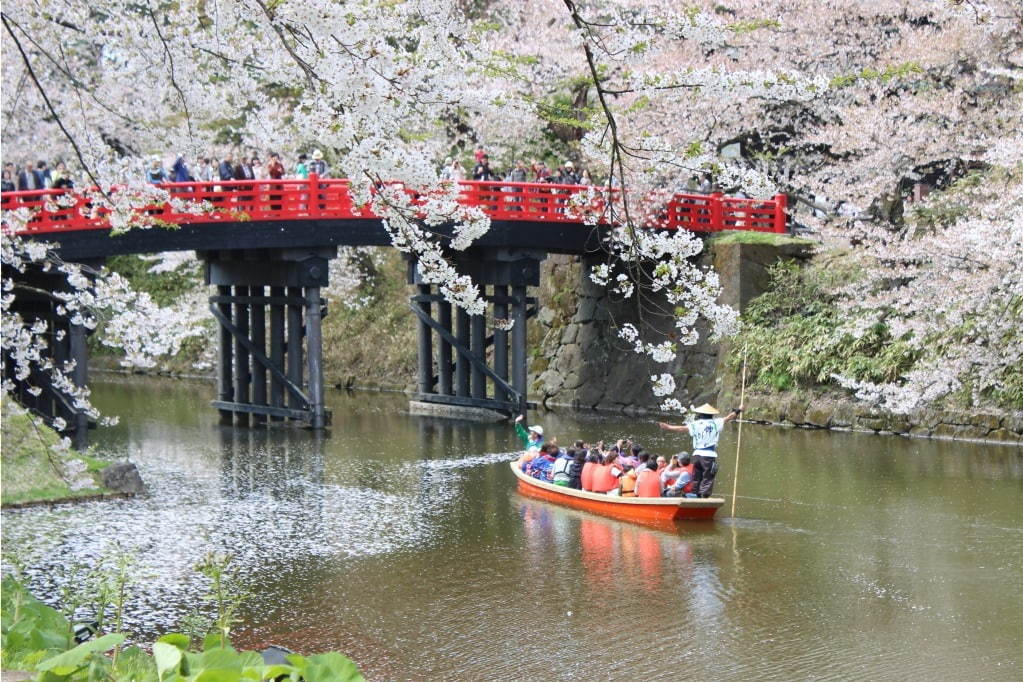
[407,249,542,419]
[202,247,335,429]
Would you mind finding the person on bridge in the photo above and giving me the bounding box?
[309,149,328,177]
[233,157,254,180]
[172,155,191,182]
[18,161,44,190]
[51,162,74,190]
[473,155,495,181]
[658,404,743,497]
[559,162,579,184]
[294,154,309,179]
[145,158,167,184]
[513,414,544,452]
[506,161,528,183]
[195,158,214,182]
[36,160,52,188]
[267,153,285,180]
[218,153,235,182]
[441,158,465,181]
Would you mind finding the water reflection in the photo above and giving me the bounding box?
[217,425,326,500]
[2,378,1020,681]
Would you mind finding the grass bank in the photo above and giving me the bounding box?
[0,400,113,506]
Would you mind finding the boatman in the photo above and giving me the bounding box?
[514,414,545,452]
[657,403,743,498]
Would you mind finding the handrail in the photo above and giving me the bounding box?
[1,176,788,235]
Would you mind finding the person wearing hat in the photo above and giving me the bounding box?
[309,149,327,177]
[561,161,579,184]
[657,403,743,498]
[514,414,544,452]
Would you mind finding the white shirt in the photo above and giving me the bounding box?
[687,418,725,457]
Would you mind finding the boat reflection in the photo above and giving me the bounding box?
[518,497,709,593]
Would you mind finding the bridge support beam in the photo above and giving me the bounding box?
[202,248,335,429]
[407,249,542,419]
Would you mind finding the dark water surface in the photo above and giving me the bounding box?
[3,376,1021,680]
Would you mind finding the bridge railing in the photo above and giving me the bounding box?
[2,177,787,235]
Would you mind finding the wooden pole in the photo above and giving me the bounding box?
[730,344,749,518]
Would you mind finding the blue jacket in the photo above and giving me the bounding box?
[527,454,557,481]
[172,157,191,182]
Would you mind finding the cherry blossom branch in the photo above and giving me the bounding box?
[1,13,103,191]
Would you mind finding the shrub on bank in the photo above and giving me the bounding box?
[0,577,364,681]
[734,258,920,395]
[732,252,1021,412]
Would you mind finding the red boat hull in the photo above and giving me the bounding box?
[511,462,722,523]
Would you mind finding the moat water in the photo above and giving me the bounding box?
[2,376,1021,680]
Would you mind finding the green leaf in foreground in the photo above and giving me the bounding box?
[153,641,183,678]
[36,633,126,675]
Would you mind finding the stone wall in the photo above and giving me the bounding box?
[529,240,811,413]
[746,391,1022,445]
[527,240,1020,446]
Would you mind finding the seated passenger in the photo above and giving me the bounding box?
[581,450,600,491]
[655,455,667,473]
[527,443,559,481]
[592,452,623,494]
[635,463,662,497]
[659,454,684,488]
[551,447,576,486]
[663,453,696,497]
[619,465,638,497]
[626,444,644,470]
[568,450,586,489]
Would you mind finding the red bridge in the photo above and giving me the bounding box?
[2,176,788,440]
[3,176,787,244]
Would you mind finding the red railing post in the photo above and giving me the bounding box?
[710,192,724,231]
[772,193,788,233]
[308,173,320,217]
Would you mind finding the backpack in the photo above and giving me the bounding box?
[551,456,572,484]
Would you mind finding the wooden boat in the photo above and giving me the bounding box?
[510,461,723,523]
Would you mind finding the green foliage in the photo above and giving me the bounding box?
[0,401,112,505]
[1,575,365,681]
[728,18,781,34]
[1,577,74,669]
[192,552,247,646]
[104,255,200,307]
[829,61,924,89]
[322,249,418,389]
[708,230,813,246]
[532,93,598,132]
[733,260,919,393]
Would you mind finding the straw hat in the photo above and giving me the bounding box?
[312,149,324,160]
[564,161,575,168]
[690,403,719,415]
[529,425,544,436]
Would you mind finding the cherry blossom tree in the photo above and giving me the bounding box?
[2,0,1020,417]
